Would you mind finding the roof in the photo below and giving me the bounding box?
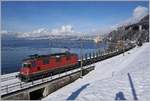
[23,51,77,61]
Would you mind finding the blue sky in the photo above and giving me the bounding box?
[1,1,149,33]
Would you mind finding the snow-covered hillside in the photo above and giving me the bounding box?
[43,43,150,101]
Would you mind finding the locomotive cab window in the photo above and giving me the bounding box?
[43,58,49,64]
[22,63,31,68]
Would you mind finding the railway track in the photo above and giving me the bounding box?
[1,66,92,96]
[1,45,135,96]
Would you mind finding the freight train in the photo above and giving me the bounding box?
[18,51,78,82]
[19,44,135,82]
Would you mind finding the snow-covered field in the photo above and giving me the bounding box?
[43,43,150,101]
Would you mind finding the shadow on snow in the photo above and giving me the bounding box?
[67,83,90,100]
[115,91,127,100]
[115,73,138,100]
[128,73,138,100]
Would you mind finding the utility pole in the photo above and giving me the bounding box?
[49,36,52,54]
[123,34,125,56]
[80,37,83,78]
[120,29,125,56]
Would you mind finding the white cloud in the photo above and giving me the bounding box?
[16,25,82,39]
[51,25,75,35]
[133,6,148,19]
[1,30,8,35]
[17,28,49,38]
[32,28,48,34]
[120,6,148,26]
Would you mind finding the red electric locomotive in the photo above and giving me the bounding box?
[18,51,78,82]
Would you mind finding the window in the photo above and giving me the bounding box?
[23,63,31,68]
[43,58,49,64]
[56,56,61,62]
[31,61,36,67]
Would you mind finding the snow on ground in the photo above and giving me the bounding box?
[1,72,19,78]
[1,77,20,87]
[43,43,150,101]
[1,72,20,86]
